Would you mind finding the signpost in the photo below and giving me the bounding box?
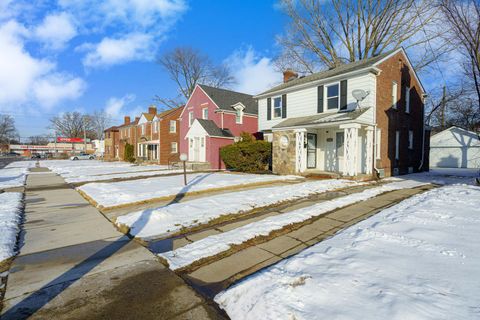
[180,153,188,186]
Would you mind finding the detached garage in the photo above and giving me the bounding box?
[430,126,480,169]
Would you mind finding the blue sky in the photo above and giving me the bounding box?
[0,0,456,138]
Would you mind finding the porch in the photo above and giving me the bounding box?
[272,122,375,177]
[137,140,160,162]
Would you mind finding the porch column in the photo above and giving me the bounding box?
[294,129,307,173]
[340,123,361,176]
[365,126,374,174]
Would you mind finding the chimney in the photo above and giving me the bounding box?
[124,116,131,125]
[148,106,157,115]
[135,117,140,123]
[283,69,298,83]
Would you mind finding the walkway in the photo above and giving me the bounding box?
[1,168,226,319]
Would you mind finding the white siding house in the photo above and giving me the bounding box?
[430,126,480,169]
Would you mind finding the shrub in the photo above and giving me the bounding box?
[124,143,135,163]
[220,132,272,172]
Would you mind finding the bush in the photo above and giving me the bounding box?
[124,143,135,163]
[220,132,272,172]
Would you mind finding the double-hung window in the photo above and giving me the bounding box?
[408,130,413,149]
[235,108,243,124]
[171,142,178,153]
[326,83,339,110]
[273,96,282,118]
[169,120,176,133]
[141,124,146,135]
[189,111,194,127]
[153,121,158,133]
[405,87,410,113]
[392,81,398,109]
[202,108,208,119]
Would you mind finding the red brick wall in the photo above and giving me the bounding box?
[375,51,426,176]
[159,107,183,165]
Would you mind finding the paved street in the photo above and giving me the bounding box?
[1,168,226,319]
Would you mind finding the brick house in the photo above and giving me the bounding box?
[179,84,258,169]
[255,48,428,177]
[117,116,139,160]
[103,126,119,160]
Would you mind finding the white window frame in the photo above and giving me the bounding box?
[235,107,244,124]
[272,96,282,118]
[141,124,146,135]
[202,108,208,119]
[153,121,158,133]
[408,130,413,149]
[376,128,381,159]
[171,142,178,153]
[395,130,400,160]
[325,82,340,111]
[405,87,410,113]
[392,81,398,109]
[189,111,194,127]
[169,120,176,133]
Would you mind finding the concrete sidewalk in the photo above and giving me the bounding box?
[1,168,226,319]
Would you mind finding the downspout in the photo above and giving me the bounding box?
[418,94,428,171]
[221,111,224,129]
[158,118,161,165]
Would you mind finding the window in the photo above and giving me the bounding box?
[201,137,204,147]
[376,129,381,159]
[405,87,410,113]
[171,142,178,153]
[235,108,243,124]
[273,96,282,118]
[202,108,208,119]
[326,83,339,110]
[408,130,413,149]
[153,121,158,133]
[141,124,146,135]
[395,130,400,160]
[189,111,194,127]
[392,82,398,109]
[169,120,176,133]
[137,143,142,157]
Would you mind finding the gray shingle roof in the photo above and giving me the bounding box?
[272,108,371,129]
[198,84,258,115]
[257,49,397,96]
[196,119,234,138]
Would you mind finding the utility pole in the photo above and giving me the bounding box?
[440,86,446,129]
[83,116,87,152]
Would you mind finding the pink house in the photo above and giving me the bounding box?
[179,84,259,169]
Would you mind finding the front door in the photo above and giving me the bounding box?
[194,137,200,161]
[336,132,345,172]
[306,133,317,168]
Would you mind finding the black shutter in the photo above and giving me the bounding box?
[340,80,348,110]
[317,85,324,113]
[281,94,287,118]
[267,98,271,120]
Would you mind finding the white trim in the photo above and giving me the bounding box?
[202,107,209,119]
[179,85,221,119]
[272,95,282,119]
[171,142,178,153]
[392,81,398,109]
[169,120,177,133]
[325,81,340,111]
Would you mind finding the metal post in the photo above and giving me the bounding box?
[83,117,87,152]
[183,160,187,186]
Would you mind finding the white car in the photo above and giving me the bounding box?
[70,153,95,160]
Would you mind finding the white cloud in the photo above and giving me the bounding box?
[34,12,77,50]
[104,94,136,119]
[81,33,155,68]
[0,19,85,112]
[225,47,282,95]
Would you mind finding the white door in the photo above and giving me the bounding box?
[335,132,345,172]
[325,131,336,171]
[194,137,200,161]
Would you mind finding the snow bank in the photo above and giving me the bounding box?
[116,179,360,240]
[0,167,29,189]
[64,169,187,183]
[0,192,23,263]
[215,185,480,320]
[79,173,303,208]
[159,180,427,270]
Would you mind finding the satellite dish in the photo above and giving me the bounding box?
[352,89,369,109]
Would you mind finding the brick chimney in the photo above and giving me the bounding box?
[283,69,298,83]
[124,116,131,125]
[148,106,157,115]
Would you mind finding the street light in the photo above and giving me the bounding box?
[180,153,188,186]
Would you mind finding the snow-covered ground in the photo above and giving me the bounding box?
[159,180,427,270]
[0,192,23,263]
[0,161,35,189]
[79,173,302,208]
[64,169,188,183]
[215,180,480,319]
[116,179,362,240]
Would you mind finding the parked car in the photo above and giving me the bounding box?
[31,153,41,159]
[70,153,95,160]
[5,152,20,157]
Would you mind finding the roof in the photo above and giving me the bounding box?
[196,119,234,138]
[198,84,258,115]
[117,117,139,128]
[272,108,371,129]
[157,105,184,118]
[104,126,118,132]
[142,113,155,121]
[257,49,399,97]
[431,126,480,147]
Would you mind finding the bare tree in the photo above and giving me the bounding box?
[440,0,480,109]
[0,115,17,144]
[156,47,235,108]
[276,0,439,73]
[28,135,51,145]
[89,110,111,140]
[49,112,96,139]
